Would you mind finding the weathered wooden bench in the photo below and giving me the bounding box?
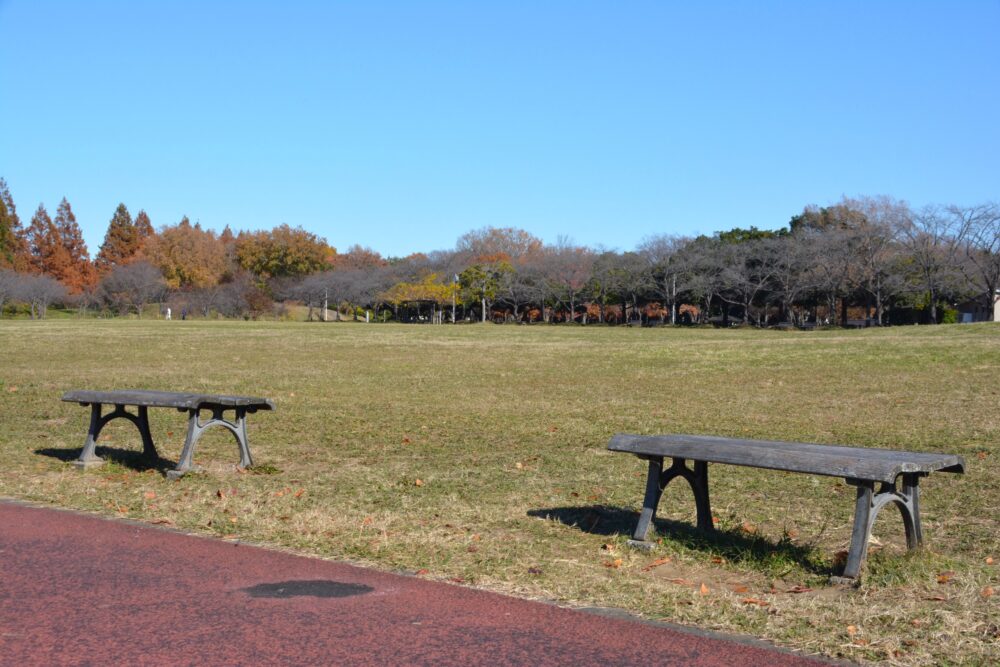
[608,433,965,581]
[62,390,275,480]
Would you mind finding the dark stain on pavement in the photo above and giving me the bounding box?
[241,580,374,599]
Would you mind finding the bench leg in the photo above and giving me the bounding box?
[168,407,253,480]
[836,476,924,583]
[73,403,159,470]
[628,457,714,549]
[629,458,665,546]
[73,404,105,469]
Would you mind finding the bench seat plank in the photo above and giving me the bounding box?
[62,390,274,412]
[609,433,965,484]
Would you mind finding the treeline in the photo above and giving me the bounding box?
[0,177,997,325]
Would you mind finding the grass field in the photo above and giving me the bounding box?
[1,320,997,664]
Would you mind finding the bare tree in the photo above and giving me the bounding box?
[15,272,67,319]
[0,269,18,317]
[639,235,689,324]
[545,240,594,323]
[896,206,966,323]
[951,203,1000,320]
[99,261,166,317]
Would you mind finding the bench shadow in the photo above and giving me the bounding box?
[35,447,176,473]
[527,505,830,576]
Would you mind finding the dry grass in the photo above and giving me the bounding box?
[1,320,997,664]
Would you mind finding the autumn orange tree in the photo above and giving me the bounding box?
[53,198,96,292]
[25,204,72,278]
[95,204,145,273]
[234,224,335,280]
[144,216,229,289]
[0,178,29,270]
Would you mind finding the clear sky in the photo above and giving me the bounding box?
[1,1,997,258]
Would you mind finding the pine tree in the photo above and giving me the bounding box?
[26,204,72,279]
[0,178,29,270]
[54,198,96,292]
[95,203,139,273]
[134,209,154,247]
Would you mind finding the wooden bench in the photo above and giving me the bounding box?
[608,433,965,581]
[62,390,275,480]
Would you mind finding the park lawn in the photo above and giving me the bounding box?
[0,320,997,664]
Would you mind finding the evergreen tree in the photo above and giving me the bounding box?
[54,198,96,292]
[95,203,139,272]
[134,209,154,245]
[0,178,28,270]
[26,204,72,279]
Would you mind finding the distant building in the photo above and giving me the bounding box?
[957,290,1000,323]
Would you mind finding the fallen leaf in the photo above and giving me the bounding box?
[902,639,918,647]
[229,517,238,524]
[601,543,616,552]
[143,491,156,500]
[785,528,799,539]
[668,577,692,585]
[986,556,995,565]
[216,489,225,499]
[982,586,995,598]
[222,533,237,539]
[699,582,710,595]
[741,521,756,534]
[294,488,305,498]
[547,426,558,432]
[712,516,720,525]
[833,550,849,567]
[402,437,411,444]
[528,567,543,575]
[415,569,429,576]
[166,431,174,437]
[730,584,749,594]
[643,557,672,571]
[787,585,813,594]
[467,545,478,553]
[471,534,481,541]
[741,598,769,606]
[711,556,724,564]
[977,451,988,459]
[924,595,947,601]
[450,577,464,583]
[8,386,18,392]
[414,479,424,487]
[570,491,579,497]
[847,625,858,638]
[151,518,175,526]
[937,571,955,584]
[361,516,373,526]
[515,462,523,469]
[604,558,623,569]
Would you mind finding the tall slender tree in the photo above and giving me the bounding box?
[0,178,29,270]
[95,203,140,272]
[25,204,72,279]
[54,198,96,292]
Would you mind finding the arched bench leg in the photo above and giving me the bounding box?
[73,403,159,469]
[836,475,923,583]
[168,407,253,480]
[628,457,713,549]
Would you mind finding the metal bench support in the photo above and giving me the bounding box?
[628,456,713,549]
[167,407,253,480]
[836,474,923,582]
[73,403,157,469]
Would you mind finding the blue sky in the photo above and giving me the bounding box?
[1,1,997,257]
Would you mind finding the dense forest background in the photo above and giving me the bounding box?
[1,177,997,326]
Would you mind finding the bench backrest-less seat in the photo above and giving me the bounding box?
[62,389,275,480]
[608,433,965,582]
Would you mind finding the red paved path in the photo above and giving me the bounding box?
[0,501,834,666]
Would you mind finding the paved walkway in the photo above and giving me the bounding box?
[0,501,832,666]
